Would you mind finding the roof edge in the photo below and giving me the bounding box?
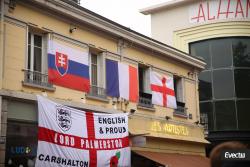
[140,0,195,15]
[21,0,205,70]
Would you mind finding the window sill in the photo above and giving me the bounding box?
[137,105,155,111]
[22,81,56,91]
[173,111,188,119]
[86,94,109,103]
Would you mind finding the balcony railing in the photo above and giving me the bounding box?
[23,69,54,89]
[174,106,187,114]
[88,85,107,99]
[138,92,153,108]
[200,113,209,135]
[174,101,188,117]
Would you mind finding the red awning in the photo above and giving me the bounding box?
[134,151,210,167]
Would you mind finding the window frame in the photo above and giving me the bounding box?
[89,50,105,89]
[174,75,185,103]
[26,29,47,74]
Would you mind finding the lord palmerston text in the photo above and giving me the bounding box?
[38,127,128,150]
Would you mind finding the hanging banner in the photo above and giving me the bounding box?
[36,95,130,167]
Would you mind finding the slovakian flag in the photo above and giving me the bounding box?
[106,59,138,102]
[36,95,130,167]
[48,40,90,92]
[150,71,177,109]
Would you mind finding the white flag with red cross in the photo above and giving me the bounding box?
[35,95,130,167]
[150,71,177,109]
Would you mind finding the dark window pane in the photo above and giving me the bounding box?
[91,65,97,86]
[139,67,144,92]
[34,35,42,47]
[91,54,98,86]
[190,41,211,69]
[28,45,31,70]
[91,54,97,65]
[200,102,214,131]
[28,32,31,45]
[215,100,237,130]
[211,39,232,68]
[34,47,42,72]
[233,38,250,67]
[234,69,250,98]
[213,70,234,99]
[237,100,250,130]
[199,71,212,101]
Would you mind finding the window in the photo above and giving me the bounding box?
[237,100,250,130]
[190,41,211,69]
[24,30,52,89]
[213,69,234,99]
[198,71,212,101]
[215,100,237,131]
[174,76,184,103]
[91,53,98,87]
[190,37,250,132]
[200,102,214,131]
[27,32,43,72]
[174,76,186,116]
[233,38,250,67]
[88,50,106,98]
[211,39,232,68]
[138,65,152,108]
[234,69,250,98]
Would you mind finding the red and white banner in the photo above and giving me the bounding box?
[36,95,130,167]
[150,71,177,109]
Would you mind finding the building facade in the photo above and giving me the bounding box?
[141,0,250,155]
[0,0,208,167]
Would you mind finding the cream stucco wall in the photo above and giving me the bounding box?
[1,1,207,156]
[151,4,190,46]
[150,1,250,50]
[2,2,202,123]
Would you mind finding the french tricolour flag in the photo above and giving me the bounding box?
[106,59,138,102]
[48,40,90,92]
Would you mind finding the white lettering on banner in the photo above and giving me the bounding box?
[54,133,75,147]
[36,95,131,167]
[189,0,250,23]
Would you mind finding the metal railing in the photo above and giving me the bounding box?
[200,113,209,135]
[138,96,153,108]
[23,69,53,88]
[174,105,188,116]
[88,85,107,99]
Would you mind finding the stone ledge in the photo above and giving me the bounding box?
[137,105,156,111]
[22,81,56,91]
[86,94,109,103]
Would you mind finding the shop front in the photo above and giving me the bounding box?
[3,97,209,167]
[129,115,210,167]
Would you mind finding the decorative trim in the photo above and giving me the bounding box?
[173,112,188,119]
[86,94,109,103]
[19,0,205,70]
[22,81,56,91]
[0,89,122,114]
[137,105,156,112]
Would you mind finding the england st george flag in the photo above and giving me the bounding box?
[36,95,130,167]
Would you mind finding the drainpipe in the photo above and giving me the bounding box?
[0,0,4,89]
[0,0,5,136]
